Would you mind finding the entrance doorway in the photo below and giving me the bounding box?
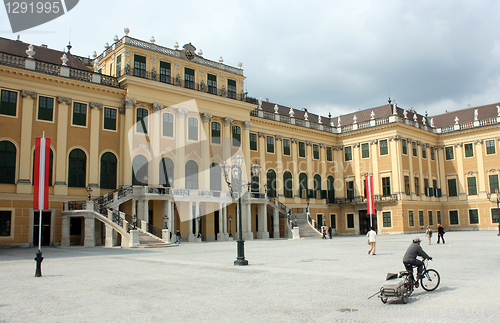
[33,211,51,247]
[359,210,377,235]
[214,210,219,240]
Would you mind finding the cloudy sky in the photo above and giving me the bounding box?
[2,0,500,117]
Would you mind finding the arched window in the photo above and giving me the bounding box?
[159,157,174,187]
[136,108,148,133]
[299,173,308,198]
[132,155,148,186]
[267,169,277,198]
[327,176,335,202]
[33,149,53,186]
[185,160,198,189]
[68,149,86,187]
[314,174,322,199]
[100,152,117,189]
[210,163,221,191]
[0,141,16,184]
[283,171,293,198]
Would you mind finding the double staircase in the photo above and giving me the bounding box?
[293,212,322,239]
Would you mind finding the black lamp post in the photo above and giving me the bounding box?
[228,215,233,237]
[87,186,93,200]
[487,188,500,236]
[222,153,261,266]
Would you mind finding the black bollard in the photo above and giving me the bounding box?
[34,250,43,277]
[498,223,500,236]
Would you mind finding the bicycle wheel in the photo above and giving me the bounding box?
[403,275,413,297]
[421,269,440,291]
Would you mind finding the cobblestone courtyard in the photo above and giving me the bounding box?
[1,231,499,322]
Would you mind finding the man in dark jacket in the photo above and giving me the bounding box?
[403,238,432,279]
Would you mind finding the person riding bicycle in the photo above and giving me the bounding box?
[403,238,432,280]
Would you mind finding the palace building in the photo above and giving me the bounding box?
[1,32,499,248]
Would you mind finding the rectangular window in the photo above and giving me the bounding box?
[464,143,474,157]
[104,107,117,131]
[433,180,438,197]
[38,96,54,121]
[404,176,410,195]
[489,174,499,193]
[424,178,430,197]
[383,212,392,227]
[267,136,274,153]
[232,126,241,147]
[326,147,332,161]
[330,214,336,230]
[428,211,433,226]
[415,177,420,196]
[136,108,148,133]
[380,139,388,155]
[437,211,442,225]
[422,146,427,159]
[228,79,237,99]
[486,139,496,155]
[207,73,217,94]
[448,178,458,197]
[283,139,291,156]
[467,177,477,195]
[469,209,479,224]
[299,142,306,157]
[162,113,174,137]
[419,210,424,227]
[362,143,370,158]
[211,122,221,144]
[0,89,18,116]
[412,142,417,157]
[345,146,352,161]
[445,146,454,160]
[408,210,414,227]
[185,68,195,89]
[346,181,354,199]
[382,177,391,196]
[313,144,319,159]
[188,117,198,140]
[160,61,171,83]
[133,54,146,78]
[0,211,11,236]
[492,208,500,224]
[250,133,257,151]
[450,210,459,225]
[431,147,435,160]
[347,214,354,228]
[115,54,121,77]
[72,102,87,126]
[402,139,407,155]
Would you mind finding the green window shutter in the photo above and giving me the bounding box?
[408,211,414,227]
[38,96,54,121]
[362,143,370,158]
[446,146,454,160]
[383,212,392,227]
[448,179,457,197]
[469,209,479,224]
[73,102,87,126]
[380,139,388,155]
[402,139,407,155]
[228,79,237,98]
[208,74,217,94]
[100,152,117,189]
[450,210,459,225]
[250,133,257,150]
[313,144,319,159]
[467,177,477,195]
[68,149,86,188]
[486,140,496,155]
[188,117,198,140]
[136,108,148,133]
[104,108,117,130]
[116,55,122,76]
[283,139,291,156]
[267,136,274,153]
[489,174,499,193]
[211,122,221,144]
[327,147,332,161]
[345,146,352,161]
[465,143,474,157]
[299,142,305,157]
[162,113,174,137]
[0,90,17,116]
[232,126,241,147]
[0,141,16,184]
[160,61,171,82]
[134,55,146,77]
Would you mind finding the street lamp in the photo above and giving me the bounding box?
[228,215,233,237]
[87,186,93,200]
[487,188,500,236]
[222,153,261,266]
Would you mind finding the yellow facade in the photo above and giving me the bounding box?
[1,35,499,247]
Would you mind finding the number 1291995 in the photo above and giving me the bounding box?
[5,2,61,14]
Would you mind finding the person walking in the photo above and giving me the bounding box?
[366,227,376,255]
[437,224,445,244]
[322,227,327,239]
[425,226,433,245]
[175,229,181,244]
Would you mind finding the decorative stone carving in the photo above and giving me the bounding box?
[276,135,283,141]
[370,139,378,145]
[334,146,344,151]
[392,102,397,115]
[175,74,181,86]
[123,50,130,57]
[57,96,71,105]
[177,108,188,118]
[258,98,263,110]
[394,135,401,141]
[416,141,422,146]
[454,116,459,125]
[90,102,103,110]
[21,90,37,99]
[123,98,136,109]
[304,112,309,121]
[413,113,418,122]
[291,138,299,144]
[403,110,408,119]
[430,118,434,127]
[317,115,322,124]
[407,138,413,144]
[353,142,360,148]
[487,168,500,174]
[371,111,375,120]
[243,121,252,130]
[465,171,477,176]
[425,143,431,148]
[61,53,69,66]
[388,136,396,141]
[202,113,212,123]
[26,44,36,58]
[422,116,426,125]
[454,142,463,148]
[274,104,279,114]
[337,117,341,127]
[289,108,294,118]
[474,139,483,145]
[320,143,326,148]
[258,132,266,138]
[151,56,156,64]
[175,63,180,70]
[353,115,357,124]
[474,109,478,121]
[414,171,420,176]
[306,141,313,146]
[221,76,225,82]
[152,103,163,112]
[200,80,206,92]
[224,117,233,127]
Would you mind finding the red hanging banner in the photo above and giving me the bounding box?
[366,175,375,215]
[33,137,51,211]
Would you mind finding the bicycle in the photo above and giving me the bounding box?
[382,258,440,304]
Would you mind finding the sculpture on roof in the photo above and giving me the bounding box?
[422,116,426,125]
[455,116,459,125]
[274,104,279,114]
[318,115,322,124]
[474,109,478,121]
[413,113,418,122]
[430,118,434,127]
[338,116,341,127]
[497,105,500,116]
[403,110,408,119]
[304,112,309,121]
[392,102,397,115]
[258,98,263,110]
[289,108,294,118]
[353,115,357,124]
[370,111,375,120]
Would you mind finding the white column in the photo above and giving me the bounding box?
[188,201,195,242]
[223,203,229,239]
[217,202,225,241]
[84,216,96,247]
[61,216,70,247]
[105,226,115,247]
[273,207,280,238]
